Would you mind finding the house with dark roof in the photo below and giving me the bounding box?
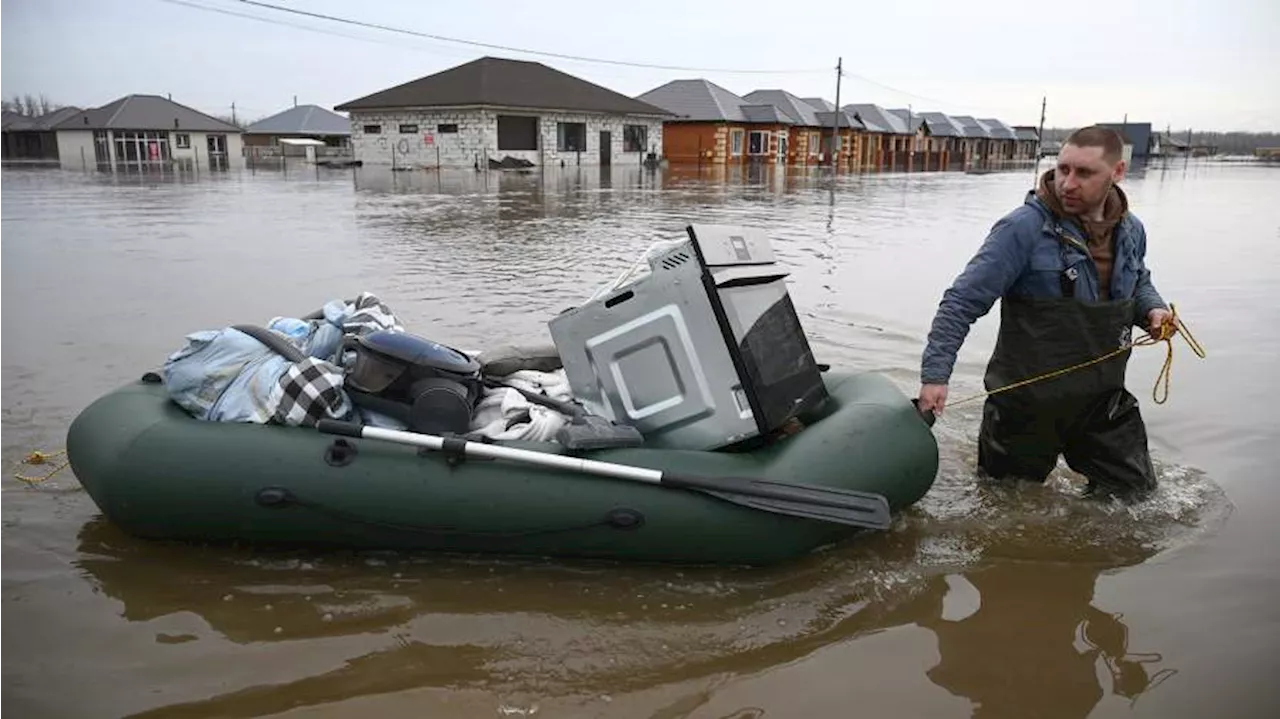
[1012,126,1041,160]
[978,118,1019,163]
[52,94,243,172]
[334,56,672,169]
[741,89,833,165]
[636,79,796,165]
[913,112,968,170]
[3,106,82,163]
[843,103,914,170]
[947,115,992,167]
[1097,122,1156,159]
[243,103,351,158]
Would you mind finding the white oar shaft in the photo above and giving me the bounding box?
[359,426,664,484]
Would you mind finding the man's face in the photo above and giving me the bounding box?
[1054,143,1125,215]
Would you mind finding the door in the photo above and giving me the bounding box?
[778,134,788,164]
[599,131,611,165]
[207,134,228,170]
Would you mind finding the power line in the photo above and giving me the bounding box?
[228,0,828,75]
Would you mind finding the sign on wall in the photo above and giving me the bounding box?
[424,133,435,146]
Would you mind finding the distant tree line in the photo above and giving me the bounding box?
[1041,126,1279,155]
[2,93,63,117]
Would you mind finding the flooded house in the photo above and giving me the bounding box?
[2,107,81,165]
[635,79,796,166]
[843,103,913,170]
[978,118,1019,164]
[740,90,832,165]
[334,56,670,169]
[242,104,351,160]
[1013,126,1041,161]
[914,112,968,170]
[52,94,243,172]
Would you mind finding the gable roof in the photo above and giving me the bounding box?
[336,56,672,117]
[52,95,240,132]
[977,118,1017,140]
[843,104,911,134]
[244,104,351,135]
[742,90,822,126]
[949,115,990,138]
[887,108,924,133]
[3,106,84,132]
[1013,126,1040,141]
[635,79,750,122]
[915,112,965,137]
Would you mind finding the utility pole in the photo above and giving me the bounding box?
[831,57,842,167]
[1033,95,1046,183]
[231,102,237,125]
[293,95,298,107]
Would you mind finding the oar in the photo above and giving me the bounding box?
[316,420,892,530]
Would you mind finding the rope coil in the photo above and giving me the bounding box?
[949,303,1205,408]
[13,448,70,485]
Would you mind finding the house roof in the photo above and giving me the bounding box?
[949,115,990,139]
[801,98,835,112]
[916,112,965,137]
[244,104,351,135]
[814,111,865,130]
[3,106,83,132]
[742,89,822,126]
[635,79,751,122]
[888,108,924,133]
[741,104,793,124]
[336,56,672,117]
[1013,126,1040,141]
[843,104,910,134]
[978,118,1018,140]
[53,95,240,132]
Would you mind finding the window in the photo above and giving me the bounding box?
[362,124,381,134]
[175,133,191,149]
[748,131,769,155]
[557,122,586,152]
[730,129,744,156]
[497,115,538,150]
[112,130,170,165]
[623,124,647,152]
[399,124,418,134]
[437,123,458,134]
[808,132,820,154]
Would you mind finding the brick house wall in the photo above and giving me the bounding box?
[349,108,664,168]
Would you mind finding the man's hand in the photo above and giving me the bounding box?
[918,383,949,417]
[1147,308,1175,339]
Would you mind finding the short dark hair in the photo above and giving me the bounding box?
[1064,125,1125,163]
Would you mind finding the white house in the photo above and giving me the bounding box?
[53,94,243,172]
[334,56,673,169]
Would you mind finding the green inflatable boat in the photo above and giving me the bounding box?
[65,368,938,566]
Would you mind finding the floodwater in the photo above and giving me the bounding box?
[3,158,1278,718]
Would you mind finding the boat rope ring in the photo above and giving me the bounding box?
[604,507,645,530]
[324,438,358,467]
[255,486,297,508]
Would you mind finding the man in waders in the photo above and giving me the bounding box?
[917,126,1174,500]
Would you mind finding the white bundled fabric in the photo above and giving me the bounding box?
[586,237,689,303]
[469,369,574,442]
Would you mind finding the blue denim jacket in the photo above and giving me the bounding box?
[920,190,1167,385]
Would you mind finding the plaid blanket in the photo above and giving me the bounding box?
[268,356,352,427]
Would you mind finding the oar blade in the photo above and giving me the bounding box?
[663,473,892,530]
[700,488,891,530]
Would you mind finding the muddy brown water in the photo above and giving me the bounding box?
[3,160,1277,718]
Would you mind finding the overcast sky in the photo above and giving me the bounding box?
[4,0,1277,132]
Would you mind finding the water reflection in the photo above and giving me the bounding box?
[918,561,1176,717]
[70,459,1212,718]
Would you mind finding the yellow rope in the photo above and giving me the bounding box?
[949,303,1206,408]
[12,448,70,486]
